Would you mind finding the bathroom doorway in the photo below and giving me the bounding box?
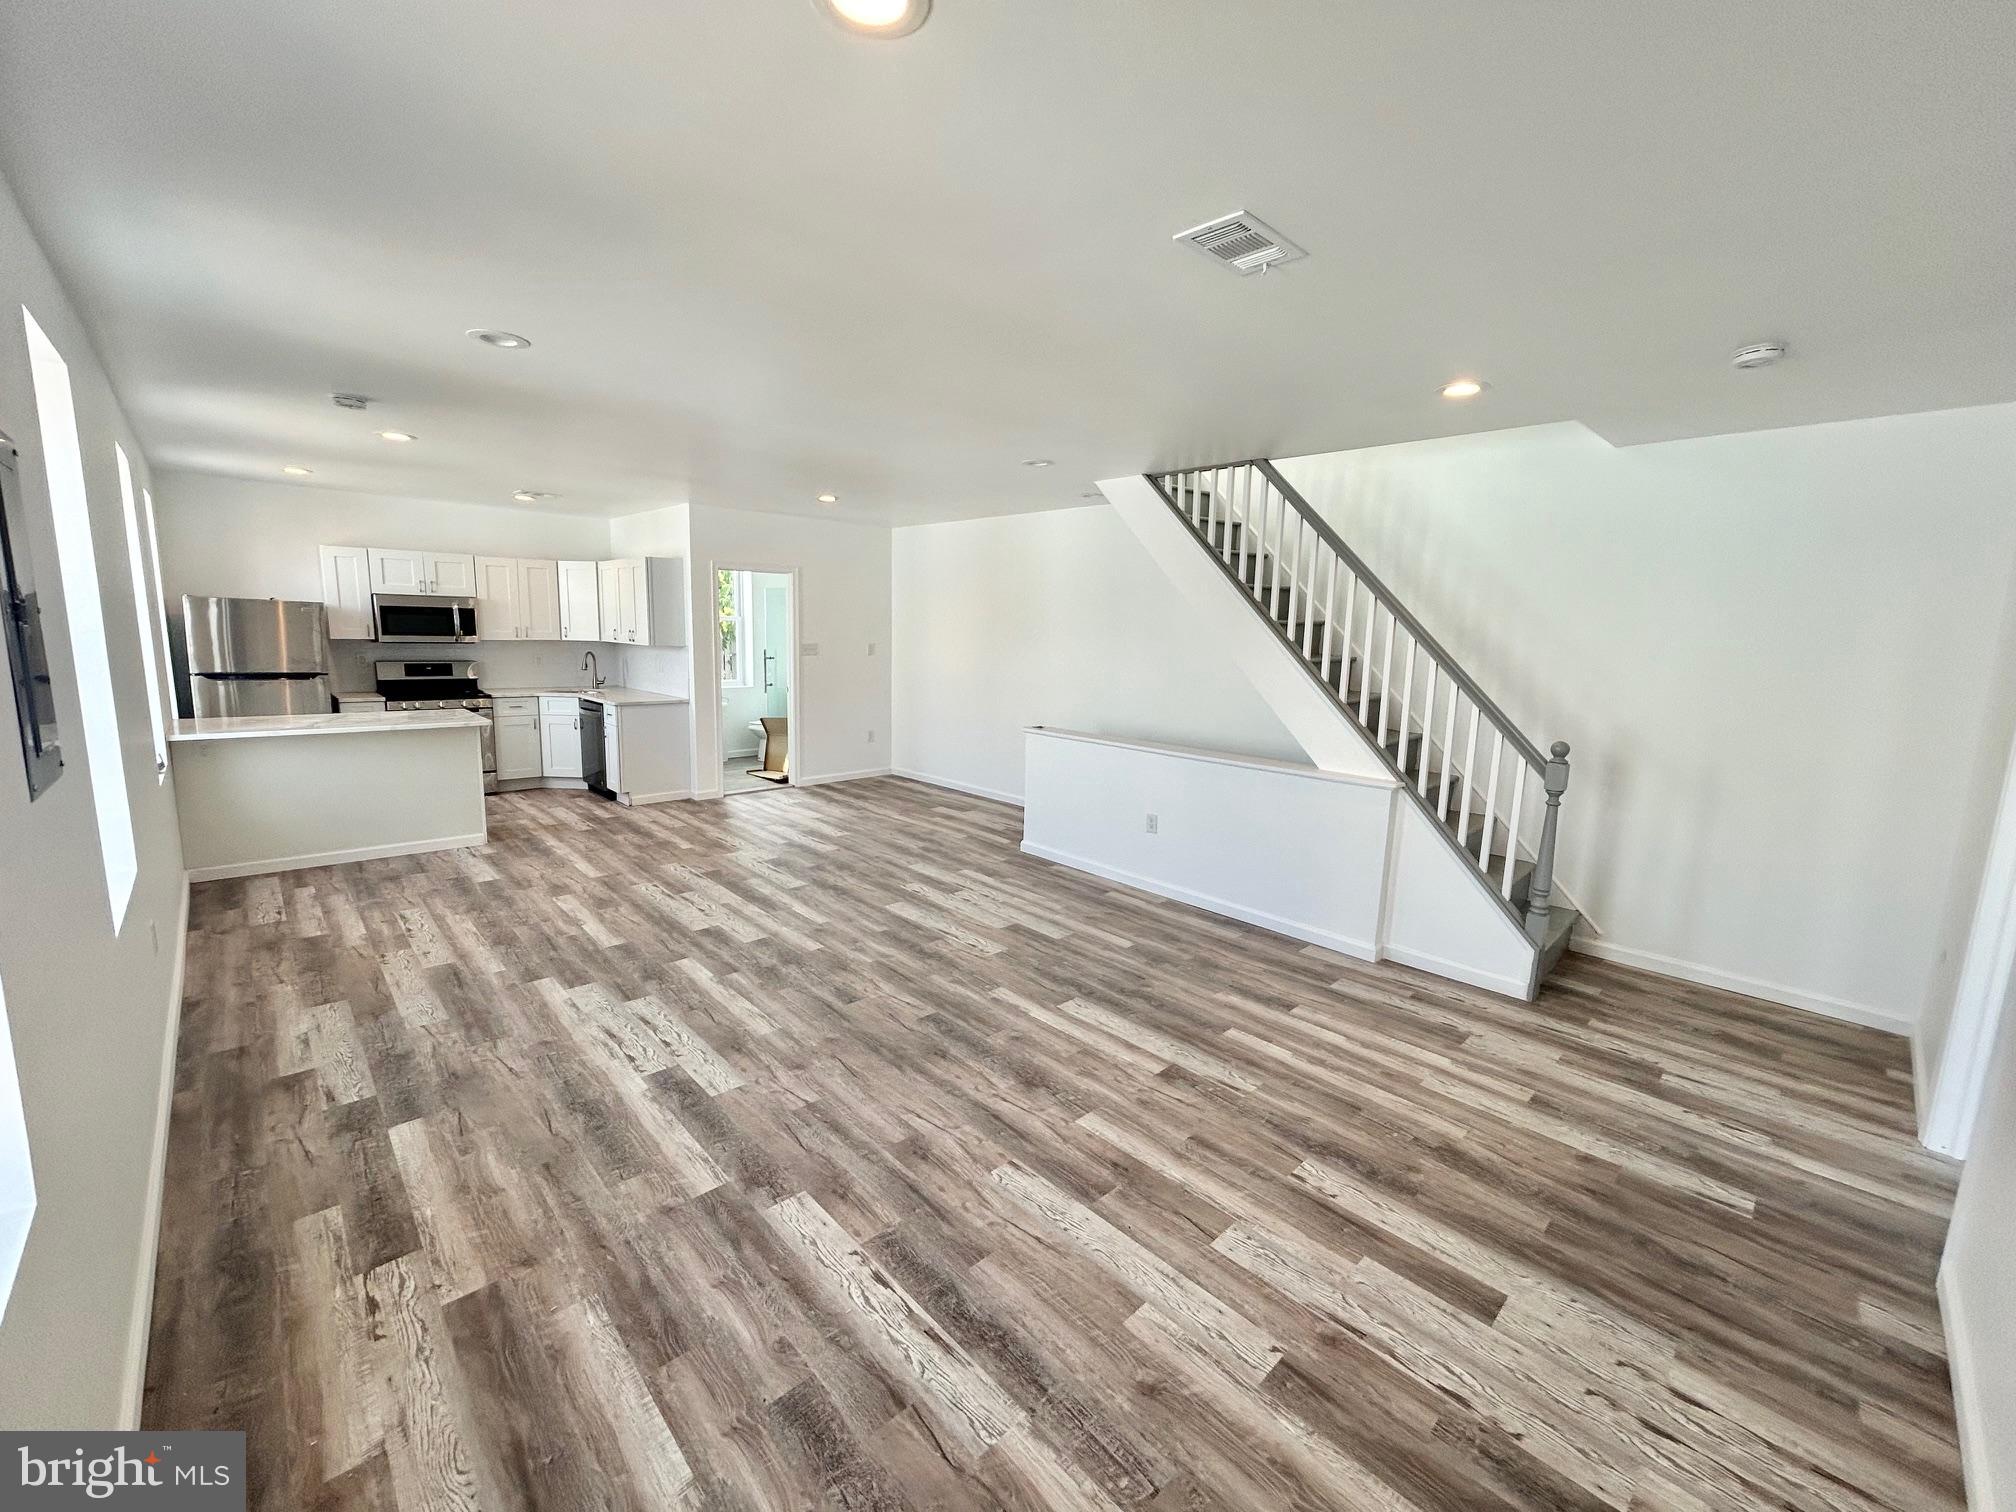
[715,566,796,795]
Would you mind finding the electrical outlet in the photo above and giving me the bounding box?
[867,729,876,744]
[1145,813,1159,834]
[867,642,877,656]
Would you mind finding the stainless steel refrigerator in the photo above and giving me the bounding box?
[183,595,335,716]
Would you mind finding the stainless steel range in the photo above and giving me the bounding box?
[375,659,496,792]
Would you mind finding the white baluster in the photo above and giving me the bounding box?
[1396,630,1417,776]
[1502,761,1528,899]
[1339,572,1358,698]
[1461,703,1480,832]
[1320,548,1338,674]
[1438,685,1459,820]
[1285,509,1302,638]
[1357,589,1375,726]
[1479,731,1505,870]
[1377,607,1396,746]
[1417,662,1437,798]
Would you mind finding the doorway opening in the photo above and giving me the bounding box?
[716,567,795,795]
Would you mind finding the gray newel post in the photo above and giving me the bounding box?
[1523,741,1571,941]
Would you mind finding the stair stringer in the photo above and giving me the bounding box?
[1100,474,1545,1000]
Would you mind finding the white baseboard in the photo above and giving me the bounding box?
[1020,840,1377,961]
[621,789,692,806]
[1940,1263,1999,1512]
[1377,942,1530,999]
[893,768,1026,806]
[1570,936,1912,1036]
[799,766,893,787]
[184,832,488,882]
[120,872,191,1427]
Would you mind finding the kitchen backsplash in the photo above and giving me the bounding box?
[332,638,627,693]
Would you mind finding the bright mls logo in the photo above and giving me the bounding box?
[2,1432,244,1508]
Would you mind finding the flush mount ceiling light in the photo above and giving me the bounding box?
[468,328,532,349]
[1022,458,1053,469]
[281,465,313,476]
[1731,341,1788,369]
[1440,378,1488,399]
[816,493,839,504]
[376,430,417,443]
[816,0,930,37]
[511,490,555,503]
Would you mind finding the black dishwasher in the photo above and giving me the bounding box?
[579,698,611,797]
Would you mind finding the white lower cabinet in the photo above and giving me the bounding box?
[540,700,584,780]
[493,697,542,780]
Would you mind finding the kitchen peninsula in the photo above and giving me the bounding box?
[168,708,489,880]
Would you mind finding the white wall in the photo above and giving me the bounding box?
[893,506,1303,803]
[1276,408,2016,1035]
[1022,728,1396,958]
[1942,1010,2016,1511]
[0,171,188,1425]
[628,503,889,794]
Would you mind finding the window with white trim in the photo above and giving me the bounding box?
[140,489,176,725]
[115,446,168,779]
[718,569,753,688]
[25,307,137,927]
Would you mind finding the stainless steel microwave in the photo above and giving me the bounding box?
[371,593,479,643]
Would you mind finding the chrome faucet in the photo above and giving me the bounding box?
[581,650,605,689]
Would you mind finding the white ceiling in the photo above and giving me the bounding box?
[0,1,2010,524]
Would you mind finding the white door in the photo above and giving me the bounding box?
[598,560,625,644]
[368,548,428,595]
[474,556,521,639]
[541,713,584,778]
[318,545,373,640]
[425,552,478,597]
[519,559,562,640]
[558,560,601,641]
[495,712,542,779]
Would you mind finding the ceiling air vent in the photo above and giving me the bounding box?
[1173,211,1306,275]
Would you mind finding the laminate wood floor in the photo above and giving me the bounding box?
[144,779,1965,1511]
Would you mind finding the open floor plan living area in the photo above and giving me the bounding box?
[0,4,2012,1509]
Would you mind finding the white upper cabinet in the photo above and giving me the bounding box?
[475,557,564,640]
[425,552,478,597]
[474,555,522,638]
[598,559,626,643]
[318,545,373,639]
[519,559,562,641]
[330,547,680,643]
[367,547,428,595]
[367,548,478,597]
[559,560,601,642]
[596,557,686,646]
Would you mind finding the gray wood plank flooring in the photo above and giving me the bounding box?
[143,779,1964,1510]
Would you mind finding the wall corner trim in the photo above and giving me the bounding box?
[1939,1262,1998,1512]
[120,872,191,1428]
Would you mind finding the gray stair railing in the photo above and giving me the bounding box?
[1148,459,1570,942]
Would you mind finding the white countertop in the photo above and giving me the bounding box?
[485,685,689,707]
[170,709,491,744]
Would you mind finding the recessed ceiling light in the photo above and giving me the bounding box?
[817,0,930,37]
[467,328,532,349]
[1731,341,1787,369]
[816,493,838,504]
[376,430,417,443]
[1440,378,1487,399]
[281,465,312,476]
[1023,458,1054,468]
[511,490,555,503]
